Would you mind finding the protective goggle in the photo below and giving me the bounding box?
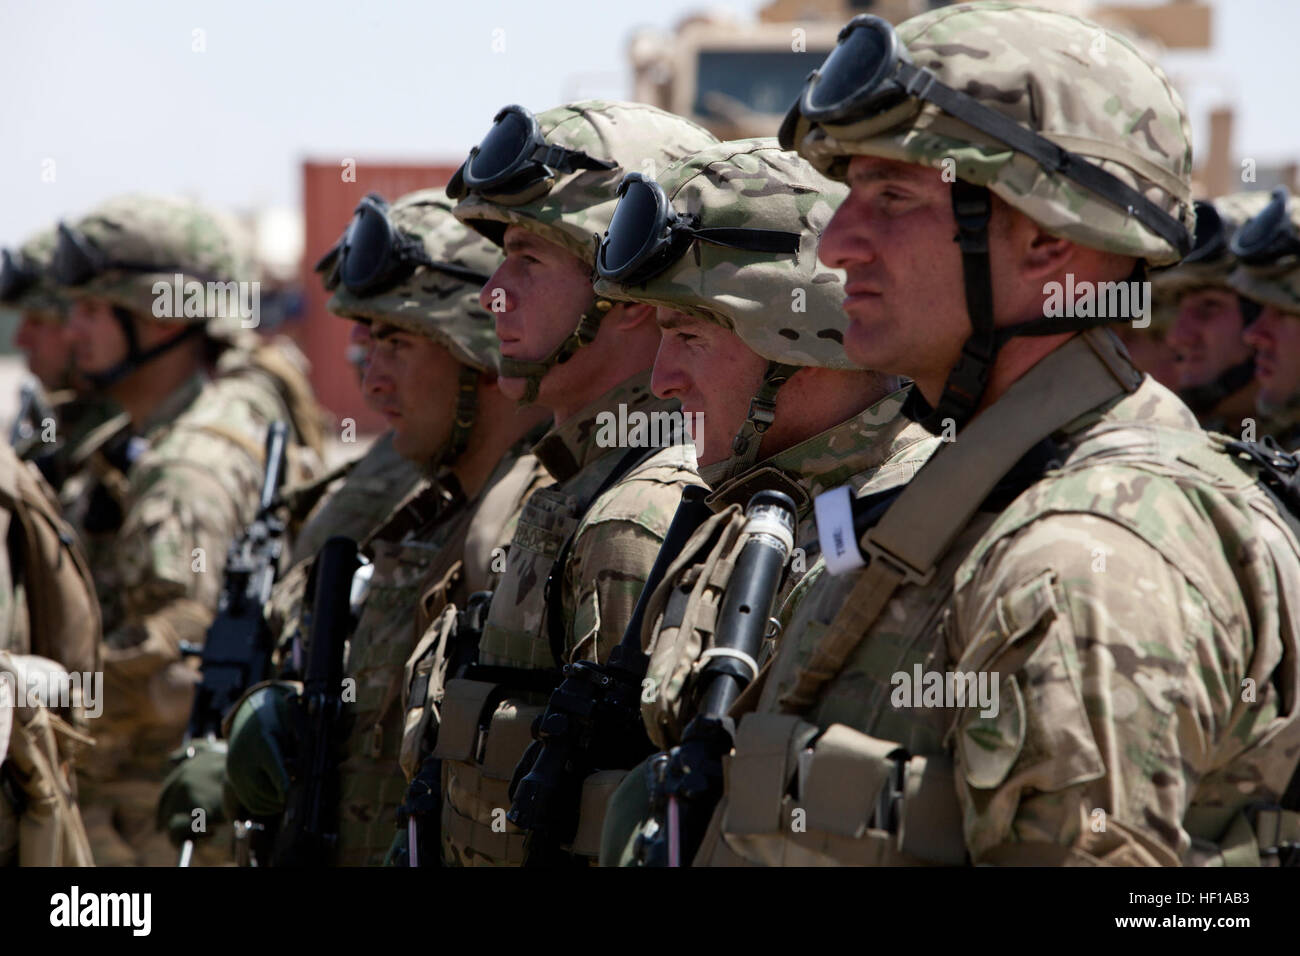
[1230,187,1300,265]
[597,173,802,285]
[0,249,38,303]
[1183,200,1230,265]
[446,104,617,206]
[781,14,1191,256]
[317,193,491,296]
[51,222,195,287]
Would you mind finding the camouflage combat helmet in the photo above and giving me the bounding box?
[594,138,854,480]
[1153,192,1275,297]
[52,194,254,319]
[316,188,504,466]
[321,189,503,372]
[779,1,1194,433]
[0,227,65,315]
[51,195,255,387]
[450,100,718,402]
[1229,187,1300,317]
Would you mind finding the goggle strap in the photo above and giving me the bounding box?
[526,143,617,176]
[894,61,1190,256]
[686,227,802,256]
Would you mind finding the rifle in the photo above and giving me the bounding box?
[636,489,797,867]
[176,420,289,866]
[9,382,53,450]
[269,534,359,866]
[507,484,715,865]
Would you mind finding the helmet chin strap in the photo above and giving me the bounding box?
[718,360,800,484]
[1179,358,1257,416]
[86,306,206,390]
[435,365,481,468]
[908,180,1152,436]
[908,180,998,436]
[497,295,612,405]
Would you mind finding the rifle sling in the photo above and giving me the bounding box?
[774,329,1140,715]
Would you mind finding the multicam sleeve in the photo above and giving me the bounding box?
[564,472,700,666]
[946,512,1264,866]
[102,445,261,683]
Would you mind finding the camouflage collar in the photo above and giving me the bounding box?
[530,370,676,482]
[138,371,208,439]
[704,385,925,515]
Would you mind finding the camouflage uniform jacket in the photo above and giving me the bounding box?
[704,386,939,570]
[707,346,1300,867]
[287,430,427,566]
[1257,395,1300,454]
[267,430,429,666]
[15,389,126,508]
[438,371,702,866]
[638,388,939,749]
[333,438,549,866]
[85,364,312,776]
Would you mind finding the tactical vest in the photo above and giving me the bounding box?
[699,330,1300,867]
[0,451,101,676]
[333,482,459,866]
[436,442,695,866]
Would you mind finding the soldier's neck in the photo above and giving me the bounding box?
[759,367,894,461]
[450,387,550,499]
[110,349,208,429]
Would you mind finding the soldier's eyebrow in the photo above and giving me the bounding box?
[370,324,403,341]
[503,232,547,256]
[846,161,931,188]
[656,311,703,331]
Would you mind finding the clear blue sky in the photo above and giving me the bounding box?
[2,0,1298,246]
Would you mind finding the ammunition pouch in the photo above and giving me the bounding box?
[701,714,966,867]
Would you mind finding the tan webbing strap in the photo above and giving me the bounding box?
[194,422,267,467]
[779,330,1140,714]
[462,454,543,596]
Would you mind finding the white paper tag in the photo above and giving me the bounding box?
[814,486,866,577]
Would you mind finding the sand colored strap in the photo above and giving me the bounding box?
[779,330,1139,713]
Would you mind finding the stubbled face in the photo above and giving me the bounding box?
[817,156,974,388]
[363,320,464,462]
[65,298,129,376]
[479,224,594,405]
[1243,305,1300,410]
[15,309,73,389]
[1167,287,1252,388]
[650,308,767,466]
[1113,324,1181,392]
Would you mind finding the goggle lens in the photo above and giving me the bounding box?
[468,108,532,186]
[806,19,892,115]
[601,177,662,278]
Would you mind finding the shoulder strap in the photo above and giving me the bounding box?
[544,442,670,669]
[777,329,1139,714]
[463,453,546,596]
[361,477,462,551]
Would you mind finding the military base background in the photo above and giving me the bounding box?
[3,0,1300,933]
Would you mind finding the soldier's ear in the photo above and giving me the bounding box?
[609,301,656,331]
